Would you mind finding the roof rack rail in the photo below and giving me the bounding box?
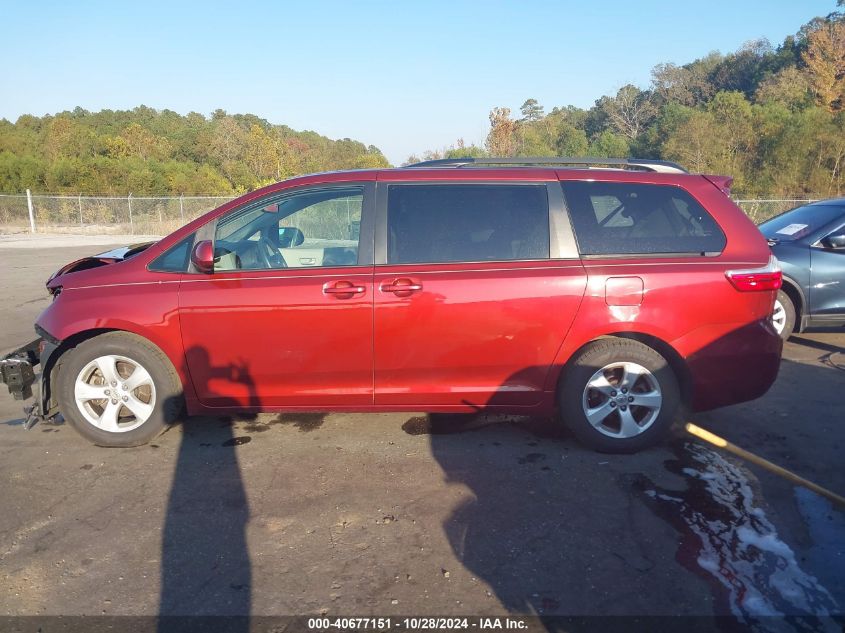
[404,156,688,174]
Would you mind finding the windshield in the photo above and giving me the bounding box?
[759,204,845,242]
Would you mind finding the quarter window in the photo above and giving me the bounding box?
[561,181,726,256]
[148,234,194,272]
[386,184,550,264]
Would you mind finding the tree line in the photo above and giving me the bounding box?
[0,107,389,195]
[1,6,844,198]
[409,7,845,198]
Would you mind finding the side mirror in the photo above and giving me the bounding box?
[821,231,845,249]
[190,240,215,273]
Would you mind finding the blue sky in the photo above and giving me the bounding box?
[0,0,838,165]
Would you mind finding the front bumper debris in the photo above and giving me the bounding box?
[1,338,46,430]
[1,339,40,400]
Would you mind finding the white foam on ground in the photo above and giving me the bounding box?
[659,443,839,631]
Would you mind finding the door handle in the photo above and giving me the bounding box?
[322,281,366,296]
[380,279,423,294]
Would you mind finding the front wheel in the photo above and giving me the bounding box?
[559,339,680,453]
[57,332,184,447]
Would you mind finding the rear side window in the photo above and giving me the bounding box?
[561,181,726,256]
[387,184,550,264]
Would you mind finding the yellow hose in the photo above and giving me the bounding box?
[685,422,845,509]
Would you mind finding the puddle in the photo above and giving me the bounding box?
[626,441,839,628]
[242,423,270,433]
[269,412,326,432]
[401,413,503,435]
[402,416,432,436]
[794,486,845,602]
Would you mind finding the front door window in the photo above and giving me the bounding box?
[214,187,364,271]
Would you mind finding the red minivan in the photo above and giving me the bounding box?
[1,158,783,452]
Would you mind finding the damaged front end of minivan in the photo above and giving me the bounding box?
[0,241,155,429]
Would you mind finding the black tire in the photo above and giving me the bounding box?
[559,338,680,453]
[773,289,796,341]
[56,332,184,447]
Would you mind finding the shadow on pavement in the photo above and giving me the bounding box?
[425,356,845,630]
[157,348,255,631]
[789,334,844,355]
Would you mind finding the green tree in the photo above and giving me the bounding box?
[651,60,716,107]
[555,123,589,156]
[662,109,721,174]
[588,130,630,157]
[754,67,813,110]
[519,98,544,122]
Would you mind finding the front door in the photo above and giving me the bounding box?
[179,183,375,409]
[810,221,845,318]
[373,180,587,409]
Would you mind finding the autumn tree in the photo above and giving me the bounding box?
[0,107,389,195]
[802,20,845,111]
[210,116,247,164]
[485,108,517,156]
[106,123,171,162]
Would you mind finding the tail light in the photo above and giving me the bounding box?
[725,255,782,292]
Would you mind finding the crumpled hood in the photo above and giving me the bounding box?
[92,242,157,260]
[46,241,157,290]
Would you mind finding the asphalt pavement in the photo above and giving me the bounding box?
[0,241,843,630]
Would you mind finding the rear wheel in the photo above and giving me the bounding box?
[57,332,183,447]
[559,339,680,453]
[772,289,796,341]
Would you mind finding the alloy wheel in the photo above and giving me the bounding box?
[771,299,786,335]
[74,354,156,433]
[581,361,662,439]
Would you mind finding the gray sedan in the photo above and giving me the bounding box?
[759,199,845,339]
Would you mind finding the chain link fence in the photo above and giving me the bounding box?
[733,199,817,224]
[0,192,818,236]
[0,193,237,235]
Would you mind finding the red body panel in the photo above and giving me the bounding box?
[373,260,586,409]
[178,268,373,409]
[34,167,782,419]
